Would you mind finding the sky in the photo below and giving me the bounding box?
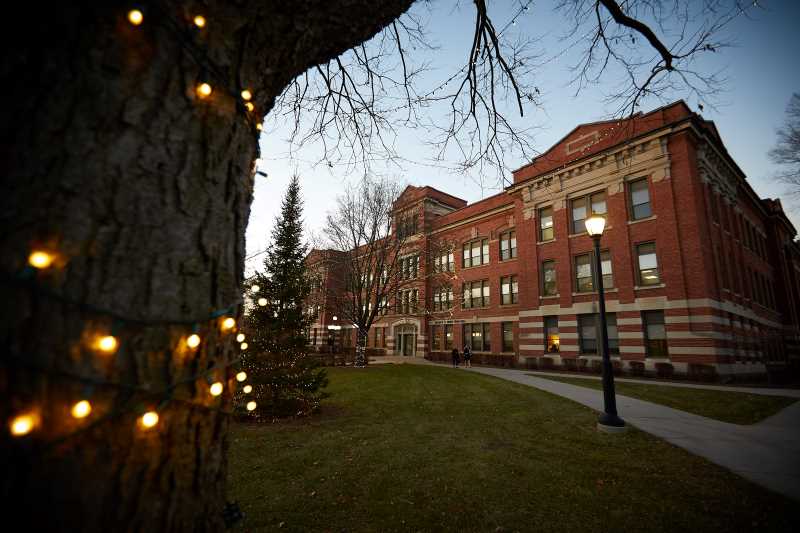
[245,0,800,275]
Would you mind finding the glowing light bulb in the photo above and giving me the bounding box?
[258,298,267,306]
[236,333,245,343]
[28,251,54,269]
[243,385,253,394]
[246,401,257,411]
[97,335,118,353]
[71,400,92,419]
[256,123,262,131]
[193,15,206,28]
[222,317,236,330]
[187,334,201,349]
[196,83,212,98]
[209,382,223,396]
[251,285,260,293]
[236,371,247,382]
[10,414,35,436]
[141,411,159,428]
[245,102,254,112]
[241,89,252,101]
[240,342,248,350]
[128,9,143,26]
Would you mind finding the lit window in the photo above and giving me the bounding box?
[544,316,559,353]
[501,275,518,304]
[542,260,557,296]
[643,310,667,358]
[502,322,514,352]
[636,242,660,286]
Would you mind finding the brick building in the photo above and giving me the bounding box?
[306,101,800,379]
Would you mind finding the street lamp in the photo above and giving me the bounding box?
[585,215,626,433]
[327,315,341,353]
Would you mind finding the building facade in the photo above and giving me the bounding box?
[307,101,800,379]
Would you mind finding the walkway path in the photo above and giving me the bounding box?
[524,370,800,397]
[467,366,800,501]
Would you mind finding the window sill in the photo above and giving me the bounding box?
[500,257,518,262]
[627,215,657,225]
[540,294,560,299]
[537,238,556,245]
[462,306,490,311]
[461,264,489,270]
[499,302,520,307]
[571,288,618,296]
[634,283,665,290]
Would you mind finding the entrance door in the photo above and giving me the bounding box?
[395,325,417,357]
[402,334,416,357]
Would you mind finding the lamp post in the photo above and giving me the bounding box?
[585,215,626,433]
[328,315,341,354]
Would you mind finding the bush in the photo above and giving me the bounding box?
[628,361,645,376]
[655,362,675,378]
[578,359,589,373]
[562,358,578,372]
[688,363,717,382]
[540,357,554,370]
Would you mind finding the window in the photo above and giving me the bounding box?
[544,316,559,353]
[462,238,489,268]
[578,313,618,354]
[502,322,514,352]
[643,310,667,358]
[629,178,652,220]
[432,285,454,311]
[542,260,557,296]
[571,191,606,234]
[462,280,490,308]
[397,214,418,239]
[636,242,660,286]
[574,251,613,292]
[444,324,454,350]
[397,289,418,314]
[435,250,455,272]
[464,323,491,352]
[500,275,518,304]
[500,230,517,260]
[432,326,443,351]
[539,206,554,241]
[400,255,419,280]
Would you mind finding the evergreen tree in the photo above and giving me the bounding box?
[239,176,328,419]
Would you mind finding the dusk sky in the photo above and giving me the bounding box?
[246,0,800,275]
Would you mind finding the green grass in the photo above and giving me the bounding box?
[533,374,797,425]
[228,365,798,532]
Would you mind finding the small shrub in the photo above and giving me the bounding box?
[562,358,578,372]
[629,361,645,376]
[688,363,717,382]
[655,362,675,378]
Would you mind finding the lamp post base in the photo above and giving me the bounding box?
[597,413,627,433]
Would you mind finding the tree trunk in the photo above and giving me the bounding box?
[354,328,369,367]
[0,1,412,530]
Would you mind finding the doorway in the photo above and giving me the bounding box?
[395,324,417,357]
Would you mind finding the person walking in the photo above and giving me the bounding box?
[451,347,460,368]
[463,344,472,368]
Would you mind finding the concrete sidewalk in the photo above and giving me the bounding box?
[468,366,800,501]
[524,370,800,398]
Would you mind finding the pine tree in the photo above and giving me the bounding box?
[240,176,328,419]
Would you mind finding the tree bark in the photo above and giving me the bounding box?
[0,1,412,530]
[355,328,369,367]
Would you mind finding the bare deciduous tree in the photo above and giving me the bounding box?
[769,93,800,199]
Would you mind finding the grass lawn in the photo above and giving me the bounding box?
[533,374,797,425]
[228,365,798,532]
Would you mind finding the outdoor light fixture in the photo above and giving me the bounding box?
[193,15,206,28]
[240,342,248,350]
[221,317,236,330]
[236,333,245,343]
[241,89,252,101]
[186,334,201,349]
[584,215,606,237]
[585,215,626,433]
[140,411,159,429]
[244,102,255,112]
[127,9,143,26]
[246,401,257,411]
[196,82,212,98]
[209,382,223,396]
[236,371,247,382]
[243,385,253,394]
[10,413,36,436]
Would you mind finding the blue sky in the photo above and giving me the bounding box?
[246,0,799,273]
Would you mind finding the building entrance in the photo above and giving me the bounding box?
[395,324,417,357]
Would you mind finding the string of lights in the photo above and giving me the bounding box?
[6,248,262,440]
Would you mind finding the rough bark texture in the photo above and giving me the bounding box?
[0,1,413,531]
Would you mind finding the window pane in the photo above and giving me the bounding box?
[463,245,470,267]
[540,207,554,241]
[637,243,660,285]
[643,310,668,358]
[545,316,560,352]
[575,254,593,292]
[543,261,557,295]
[591,192,607,214]
[607,314,619,354]
[502,322,513,352]
[601,251,613,289]
[633,203,652,220]
[571,198,586,233]
[482,240,489,263]
[631,179,651,220]
[578,314,597,354]
[445,325,453,350]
